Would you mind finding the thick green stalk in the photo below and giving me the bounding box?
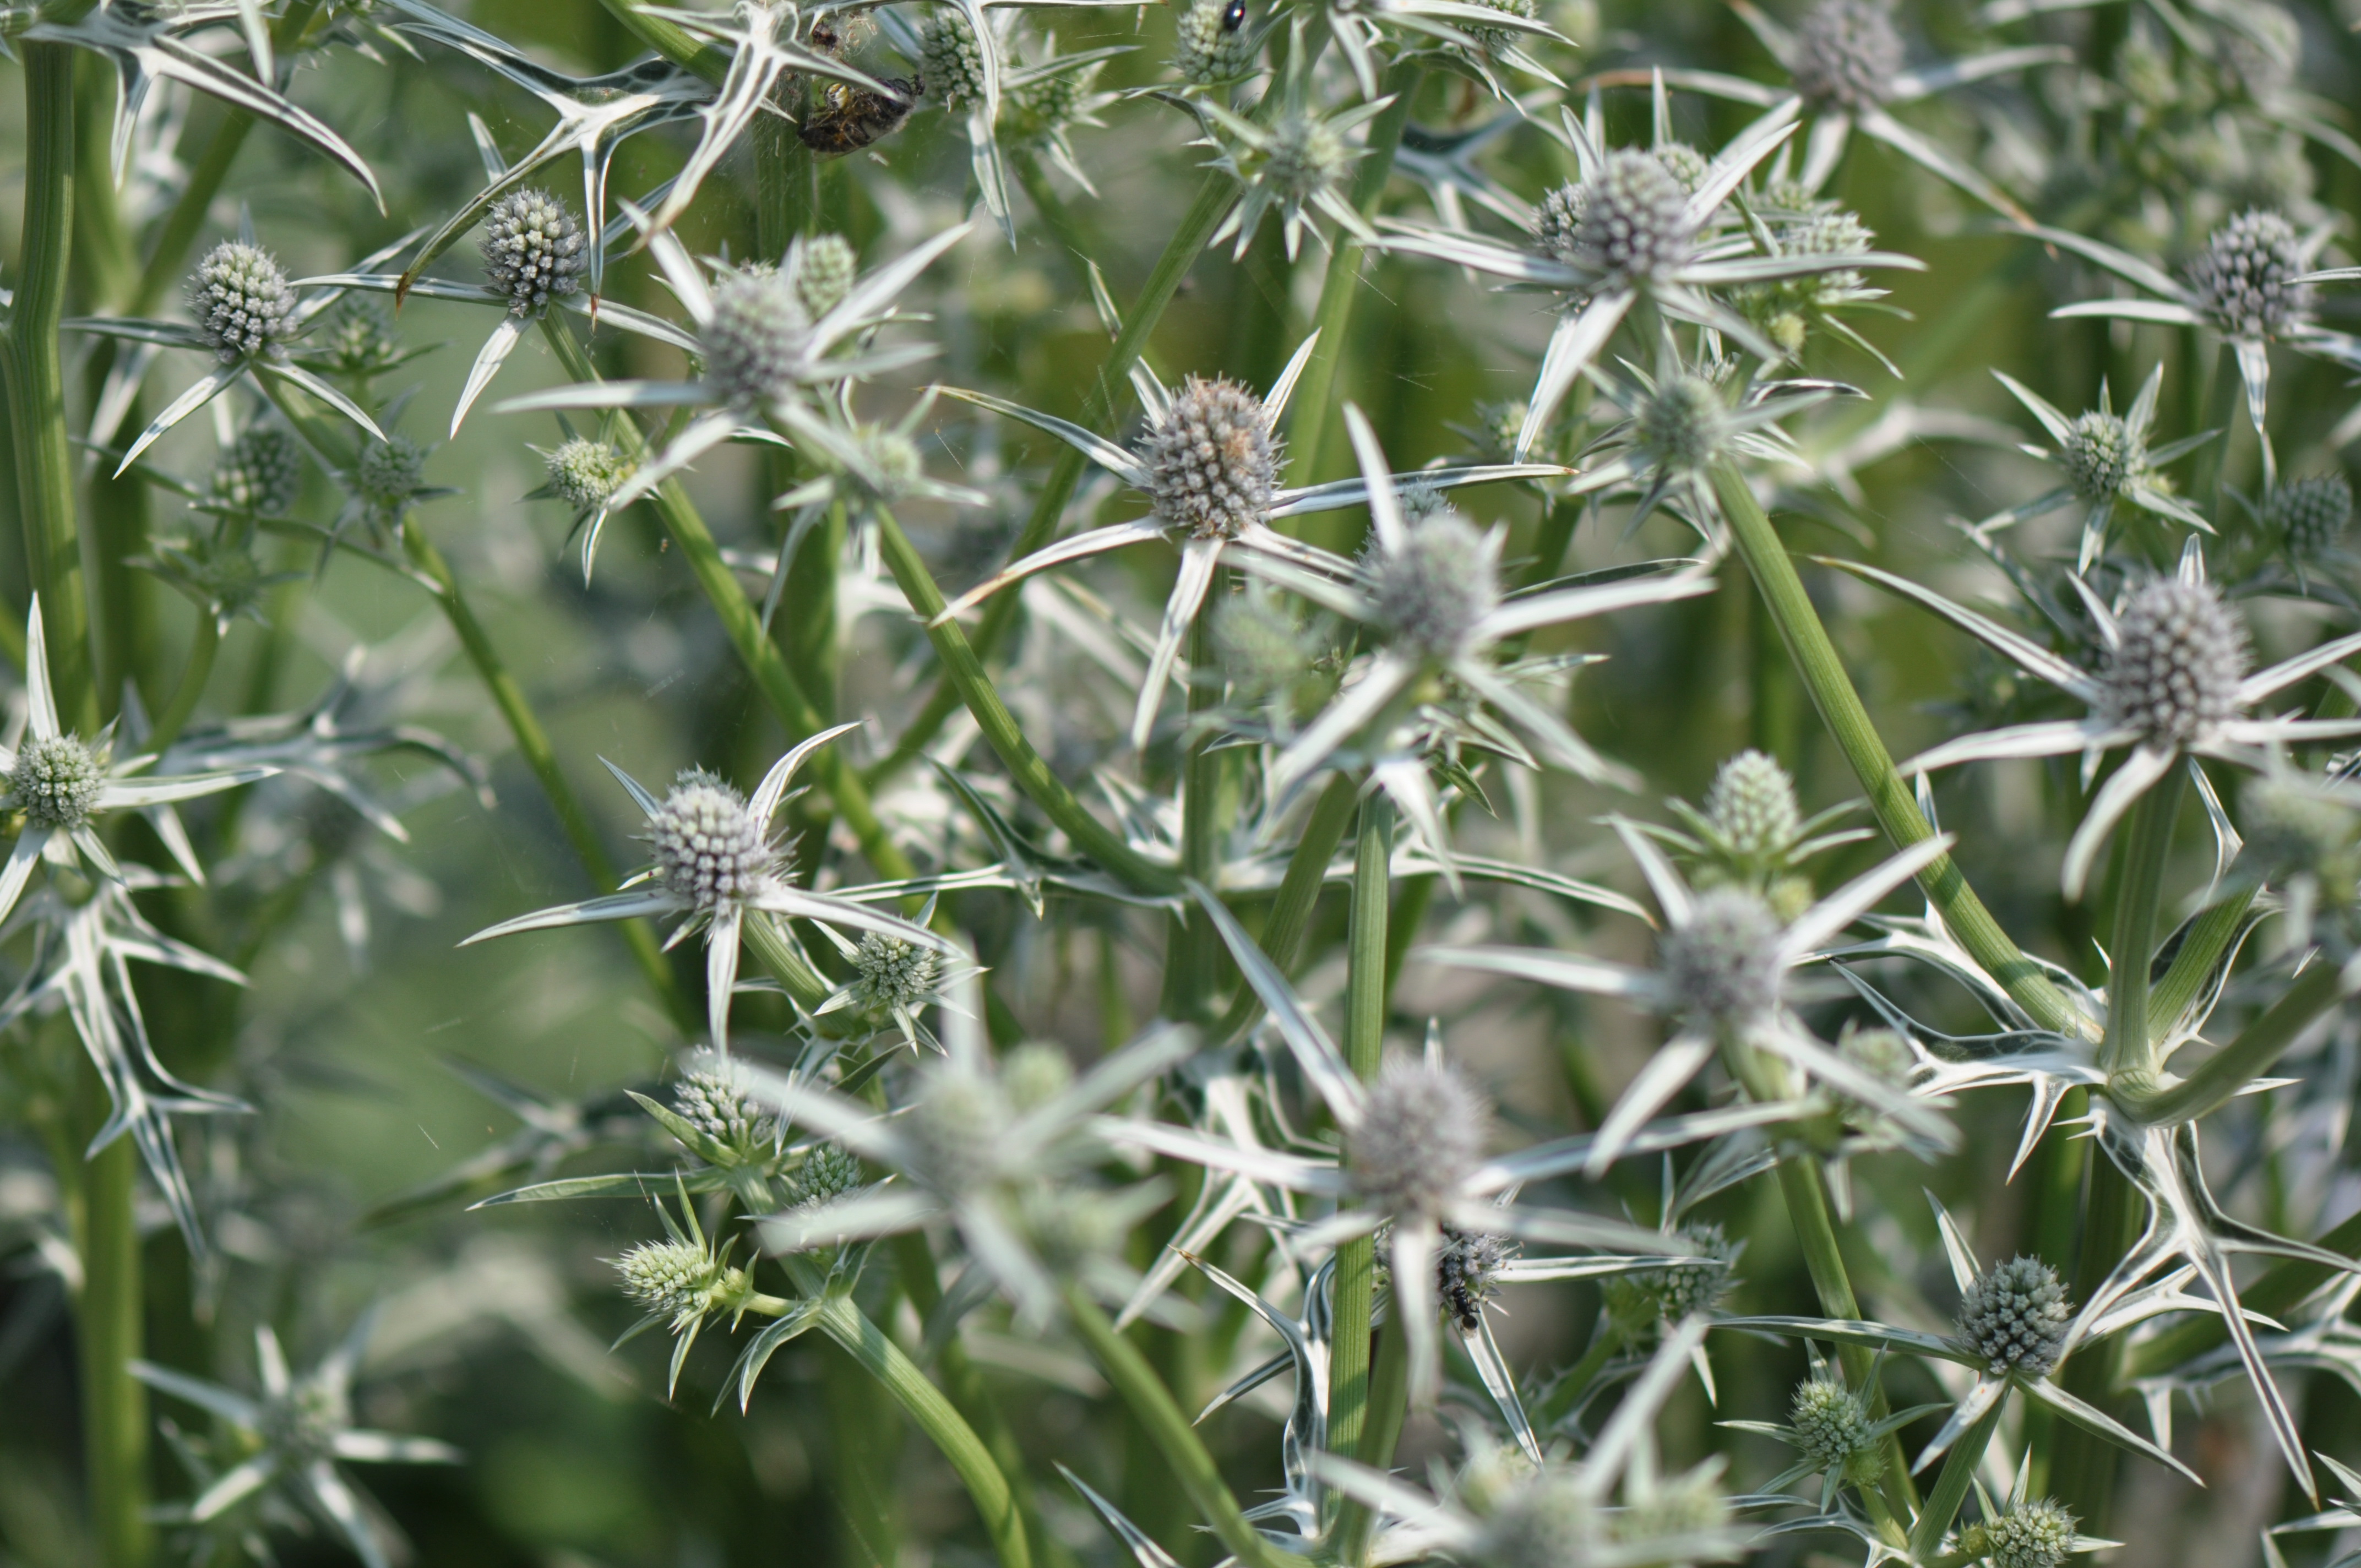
[145,613,220,755]
[861,173,1238,790]
[400,524,688,1027]
[2100,767,2186,1076]
[1281,59,1422,488]
[2146,888,2256,1046]
[1211,772,1359,1043]
[537,319,914,882]
[1063,1286,1308,1568]
[2050,1155,2140,1525]
[1325,798,1392,1484]
[2123,956,2350,1125]
[1908,1398,2005,1563]
[871,509,1178,896]
[1335,1317,1408,1566]
[1168,609,1226,1020]
[1711,461,2085,1039]
[74,1107,153,1568]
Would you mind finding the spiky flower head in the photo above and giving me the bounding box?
[257,1373,350,1462]
[1959,1499,2080,1568]
[851,930,943,1014]
[1364,511,1503,659]
[2268,473,2352,558]
[191,241,297,363]
[355,434,428,520]
[791,233,859,319]
[1659,889,1786,1023]
[2243,772,2360,879]
[1215,582,1321,704]
[673,1059,779,1151]
[1478,1471,1600,1568]
[1346,1052,1490,1217]
[1791,1373,1878,1477]
[1635,373,1731,474]
[1704,750,1803,860]
[482,188,586,316]
[311,298,405,380]
[1789,0,1904,110]
[1651,140,1712,195]
[1602,1222,1738,1338]
[1001,1042,1075,1111]
[1262,110,1353,206]
[2059,411,2144,500]
[916,10,990,108]
[645,770,775,910]
[905,1065,1013,1190]
[2099,578,2249,747]
[844,424,927,499]
[545,437,632,512]
[1554,152,1695,284]
[1956,1255,2071,1378]
[1140,377,1279,538]
[1005,62,1100,141]
[2186,210,2311,338]
[1174,0,1256,82]
[9,736,103,830]
[703,265,810,410]
[616,1238,744,1329]
[1611,1471,1732,1545]
[209,424,305,515]
[1435,1227,1515,1332]
[790,1143,864,1209]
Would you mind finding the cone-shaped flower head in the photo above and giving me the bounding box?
[1263,110,1352,203]
[850,929,944,1015]
[917,10,991,108]
[482,188,586,316]
[355,434,428,519]
[1659,889,1786,1023]
[1603,1222,1737,1336]
[673,1059,779,1151]
[1704,750,1803,860]
[2270,473,2352,558]
[2059,411,2144,501]
[1175,0,1255,82]
[191,241,297,362]
[1541,151,1696,285]
[1791,1374,1878,1477]
[1140,376,1279,538]
[616,1237,746,1330]
[1956,1255,2071,1378]
[789,1143,864,1208]
[1963,1499,2080,1568]
[545,437,632,511]
[2186,210,2311,338]
[791,233,859,319]
[9,736,104,829]
[1479,1473,1600,1568]
[904,1063,1017,1191]
[1364,510,1504,659]
[646,770,776,909]
[2099,578,2250,747]
[703,265,811,410]
[1346,1053,1490,1217]
[210,424,304,514]
[1635,373,1733,475]
[1789,0,1904,110]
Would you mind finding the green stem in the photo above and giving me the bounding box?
[1282,60,1421,488]
[400,523,689,1027]
[2146,888,2256,1046]
[1211,771,1359,1043]
[2121,956,2350,1125]
[1908,1397,2005,1562]
[1336,1320,1408,1566]
[861,174,1237,791]
[537,318,914,883]
[74,1088,153,1568]
[2050,1156,2139,1526]
[1170,607,1226,1020]
[145,612,219,754]
[1711,460,2085,1039]
[1326,798,1393,1491]
[871,508,1178,896]
[2100,765,2185,1076]
[1062,1285,1308,1568]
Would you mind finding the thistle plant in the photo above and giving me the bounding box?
[13,2,2361,1567]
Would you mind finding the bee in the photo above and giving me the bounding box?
[798,72,922,155]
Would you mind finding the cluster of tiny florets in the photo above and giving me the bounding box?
[2186,209,2311,337]
[482,189,585,315]
[1000,1042,1075,1112]
[1004,64,1097,141]
[1704,750,1803,859]
[1435,1228,1515,1331]
[1174,0,1255,80]
[545,438,632,511]
[1560,152,1695,282]
[1603,1223,1737,1338]
[191,241,297,362]
[616,1239,742,1327]
[1609,1473,1731,1547]
[312,299,405,379]
[1141,377,1278,538]
[1956,1255,2071,1377]
[9,736,104,830]
[1959,1500,2079,1568]
[1260,112,1353,201]
[1789,0,1904,109]
[1660,889,1786,1022]
[258,1377,351,1463]
[1635,373,1730,474]
[1791,1374,1877,1476]
[791,233,859,319]
[1346,1054,1490,1216]
[905,1066,1013,1190]
[646,771,775,910]
[790,1144,864,1209]
[355,435,428,516]
[673,1063,777,1150]
[2060,411,2144,499]
[851,931,943,1013]
[1478,1472,1599,1568]
[2100,578,2250,746]
[703,265,810,409]
[1364,513,1502,658]
[209,424,305,515]
[2268,473,2352,558]
[916,11,991,108]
